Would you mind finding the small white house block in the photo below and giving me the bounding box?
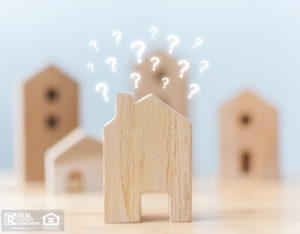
[45,128,103,192]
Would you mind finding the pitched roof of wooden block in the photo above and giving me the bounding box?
[45,127,103,192]
[132,50,188,117]
[221,90,277,112]
[137,93,189,120]
[45,128,102,164]
[106,93,190,127]
[23,65,77,86]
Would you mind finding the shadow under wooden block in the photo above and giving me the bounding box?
[104,93,192,223]
[133,50,188,118]
[16,65,79,183]
[220,90,278,180]
[45,128,103,193]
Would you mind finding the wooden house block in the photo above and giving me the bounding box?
[45,128,103,193]
[104,93,192,223]
[220,90,278,180]
[16,65,78,183]
[133,50,188,118]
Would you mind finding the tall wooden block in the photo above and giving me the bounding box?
[133,50,188,118]
[104,93,192,223]
[16,65,78,183]
[45,128,103,193]
[220,90,278,180]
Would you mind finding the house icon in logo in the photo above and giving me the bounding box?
[42,213,60,225]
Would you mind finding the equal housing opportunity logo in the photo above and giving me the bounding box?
[1,210,64,232]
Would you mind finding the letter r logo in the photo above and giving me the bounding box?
[4,213,17,225]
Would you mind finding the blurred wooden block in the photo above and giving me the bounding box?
[16,65,78,183]
[220,90,278,180]
[133,50,188,118]
[104,93,192,223]
[45,128,103,193]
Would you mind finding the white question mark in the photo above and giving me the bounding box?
[162,78,169,89]
[131,41,145,63]
[95,83,109,101]
[178,60,189,78]
[167,35,179,53]
[87,63,94,73]
[150,27,157,39]
[193,38,202,48]
[150,57,160,71]
[112,31,121,45]
[200,61,209,73]
[90,40,98,51]
[188,84,200,99]
[130,73,141,89]
[106,57,116,73]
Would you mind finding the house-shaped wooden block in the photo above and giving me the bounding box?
[45,128,103,193]
[220,90,278,180]
[133,50,188,118]
[16,65,78,183]
[104,93,192,223]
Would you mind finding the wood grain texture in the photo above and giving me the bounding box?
[104,93,192,223]
[17,65,78,183]
[1,174,300,234]
[220,90,278,180]
[45,128,103,193]
[133,50,188,118]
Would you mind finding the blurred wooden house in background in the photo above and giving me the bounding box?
[16,65,78,183]
[220,90,278,180]
[133,51,188,118]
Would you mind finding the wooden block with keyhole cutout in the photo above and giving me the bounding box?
[16,65,78,183]
[133,50,188,118]
[104,93,192,223]
[220,90,278,180]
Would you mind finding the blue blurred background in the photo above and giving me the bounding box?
[0,0,299,178]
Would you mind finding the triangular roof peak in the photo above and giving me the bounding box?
[45,128,102,163]
[236,90,261,99]
[134,50,179,71]
[223,90,276,110]
[145,49,177,61]
[116,93,190,122]
[24,65,76,86]
[45,128,86,163]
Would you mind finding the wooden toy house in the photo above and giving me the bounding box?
[16,65,78,183]
[220,90,278,180]
[133,50,188,118]
[45,128,103,193]
[104,93,192,223]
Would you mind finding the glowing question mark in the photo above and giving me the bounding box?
[131,41,145,63]
[150,27,157,39]
[162,78,169,89]
[112,31,121,45]
[95,83,109,101]
[167,35,179,53]
[150,57,160,71]
[130,73,141,89]
[106,57,116,73]
[90,40,98,51]
[188,84,199,99]
[193,38,202,48]
[87,63,94,73]
[178,60,189,78]
[200,61,209,73]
